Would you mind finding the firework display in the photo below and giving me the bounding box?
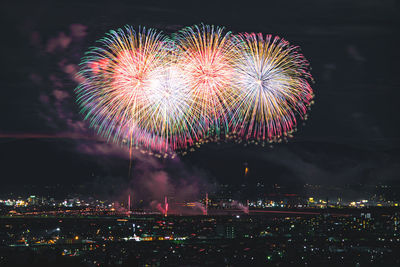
[76,25,314,155]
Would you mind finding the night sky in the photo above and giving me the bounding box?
[1,1,399,199]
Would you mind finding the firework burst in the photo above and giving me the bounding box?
[230,33,314,142]
[76,26,196,153]
[174,24,238,137]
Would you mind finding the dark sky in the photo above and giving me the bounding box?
[0,0,399,197]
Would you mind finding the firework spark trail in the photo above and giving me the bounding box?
[76,25,314,155]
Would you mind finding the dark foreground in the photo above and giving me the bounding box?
[1,211,399,266]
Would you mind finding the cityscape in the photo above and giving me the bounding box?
[1,183,400,266]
